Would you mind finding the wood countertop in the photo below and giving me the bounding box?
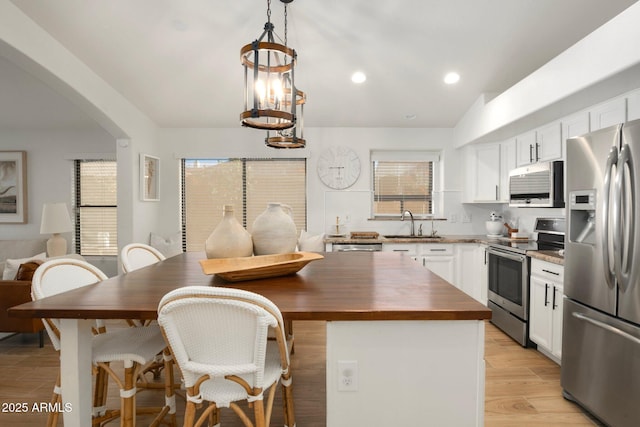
[10,251,491,322]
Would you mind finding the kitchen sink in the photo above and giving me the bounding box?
[383,235,442,239]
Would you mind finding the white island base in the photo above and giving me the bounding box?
[326,320,485,426]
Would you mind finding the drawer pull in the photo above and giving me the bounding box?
[542,269,560,276]
[429,249,447,252]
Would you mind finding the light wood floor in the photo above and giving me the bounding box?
[0,320,602,426]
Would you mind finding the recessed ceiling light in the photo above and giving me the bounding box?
[444,72,460,85]
[351,71,367,84]
[405,114,417,120]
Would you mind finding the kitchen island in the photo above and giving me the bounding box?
[11,251,491,426]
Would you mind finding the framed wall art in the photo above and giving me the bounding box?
[0,151,27,223]
[140,154,160,201]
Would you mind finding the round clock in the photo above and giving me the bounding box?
[317,146,361,189]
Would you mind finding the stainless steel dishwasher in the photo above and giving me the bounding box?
[331,243,382,252]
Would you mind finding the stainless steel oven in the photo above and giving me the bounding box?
[487,245,531,346]
[487,246,529,321]
[487,217,565,347]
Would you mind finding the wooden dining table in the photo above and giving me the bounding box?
[10,251,491,426]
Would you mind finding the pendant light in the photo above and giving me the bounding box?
[240,0,297,131]
[265,87,306,148]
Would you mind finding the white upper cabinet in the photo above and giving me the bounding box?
[536,122,563,162]
[516,122,562,167]
[516,130,537,166]
[627,89,640,122]
[500,140,516,202]
[463,141,514,203]
[589,97,626,131]
[471,143,501,202]
[562,111,590,141]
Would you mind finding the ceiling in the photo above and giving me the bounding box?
[3,0,638,131]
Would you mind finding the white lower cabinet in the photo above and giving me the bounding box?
[381,243,419,261]
[421,244,455,284]
[381,242,487,305]
[529,258,564,364]
[454,244,486,304]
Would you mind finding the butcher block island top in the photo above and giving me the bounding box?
[10,251,490,322]
[9,250,490,427]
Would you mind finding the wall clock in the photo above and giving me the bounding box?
[317,146,361,189]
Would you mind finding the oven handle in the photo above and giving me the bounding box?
[486,247,527,263]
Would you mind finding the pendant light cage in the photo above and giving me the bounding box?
[266,88,306,148]
[240,0,297,131]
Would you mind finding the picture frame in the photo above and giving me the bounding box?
[0,151,27,223]
[140,154,160,201]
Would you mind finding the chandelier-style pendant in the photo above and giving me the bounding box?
[240,0,297,131]
[266,87,306,148]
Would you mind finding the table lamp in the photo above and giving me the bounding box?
[40,202,72,257]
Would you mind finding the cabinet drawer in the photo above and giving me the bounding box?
[531,258,564,282]
[420,244,453,256]
[382,244,417,255]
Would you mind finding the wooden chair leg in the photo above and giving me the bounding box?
[46,373,61,427]
[121,361,137,427]
[252,388,266,427]
[183,397,197,427]
[282,375,295,427]
[163,349,177,427]
[93,364,109,417]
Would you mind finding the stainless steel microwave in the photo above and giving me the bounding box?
[509,161,565,207]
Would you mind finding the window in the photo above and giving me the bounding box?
[181,158,306,252]
[372,151,438,218]
[74,160,118,256]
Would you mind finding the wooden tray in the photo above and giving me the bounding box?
[199,252,324,282]
[350,231,379,239]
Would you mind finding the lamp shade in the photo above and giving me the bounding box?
[40,203,72,234]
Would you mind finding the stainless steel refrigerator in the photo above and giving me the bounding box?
[564,118,640,427]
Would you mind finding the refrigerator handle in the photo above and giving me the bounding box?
[602,146,618,290]
[572,312,640,346]
[614,144,637,293]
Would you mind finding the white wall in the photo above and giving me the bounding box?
[156,126,495,240]
[0,129,115,240]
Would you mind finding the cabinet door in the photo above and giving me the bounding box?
[551,284,563,361]
[529,276,552,351]
[500,141,516,202]
[562,111,590,141]
[472,143,501,202]
[536,122,562,162]
[478,246,488,305]
[454,244,483,302]
[422,256,455,284]
[516,131,537,166]
[590,97,626,131]
[627,89,640,122]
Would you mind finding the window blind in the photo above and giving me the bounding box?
[372,160,434,217]
[181,158,306,252]
[74,160,118,256]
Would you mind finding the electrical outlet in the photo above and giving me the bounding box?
[450,213,458,223]
[462,213,472,223]
[337,360,358,392]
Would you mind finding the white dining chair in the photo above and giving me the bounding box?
[121,243,166,273]
[32,258,176,427]
[158,285,295,427]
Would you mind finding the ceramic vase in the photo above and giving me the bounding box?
[205,205,253,259]
[252,202,298,255]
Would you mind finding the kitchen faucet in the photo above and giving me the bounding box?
[401,210,415,236]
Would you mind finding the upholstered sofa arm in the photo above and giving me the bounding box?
[0,280,43,333]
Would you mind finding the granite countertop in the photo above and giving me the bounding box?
[527,250,564,265]
[325,234,487,244]
[325,235,565,265]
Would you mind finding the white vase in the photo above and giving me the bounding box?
[205,205,253,259]
[252,202,298,255]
